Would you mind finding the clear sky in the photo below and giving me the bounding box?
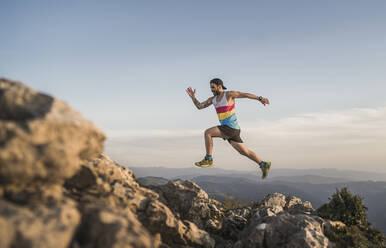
[1,1,386,172]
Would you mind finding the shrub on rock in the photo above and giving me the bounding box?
[317,187,386,248]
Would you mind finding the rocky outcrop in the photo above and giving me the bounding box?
[0,79,105,188]
[64,154,215,248]
[0,78,104,248]
[149,180,224,231]
[217,193,340,248]
[0,78,351,248]
[147,182,338,248]
[0,78,215,248]
[236,212,331,248]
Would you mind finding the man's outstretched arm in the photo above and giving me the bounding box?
[228,91,270,105]
[186,87,213,110]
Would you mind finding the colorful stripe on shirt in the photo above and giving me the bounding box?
[215,103,240,129]
[220,114,239,129]
[216,104,235,120]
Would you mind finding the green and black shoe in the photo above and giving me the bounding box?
[260,161,271,179]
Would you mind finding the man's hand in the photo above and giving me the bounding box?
[186,86,213,110]
[186,87,196,99]
[259,97,270,106]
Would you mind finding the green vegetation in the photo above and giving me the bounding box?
[137,176,169,187]
[222,196,242,211]
[222,196,260,211]
[317,187,386,248]
[318,187,368,226]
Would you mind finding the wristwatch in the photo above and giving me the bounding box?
[258,96,263,101]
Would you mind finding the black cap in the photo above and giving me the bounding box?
[210,78,227,90]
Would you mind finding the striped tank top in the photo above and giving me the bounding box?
[213,92,240,129]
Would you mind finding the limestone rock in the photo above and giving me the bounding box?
[72,204,159,248]
[217,194,327,247]
[0,198,80,248]
[257,194,315,217]
[285,195,303,208]
[221,215,248,241]
[150,180,224,230]
[287,201,314,215]
[66,155,215,248]
[238,212,333,248]
[258,205,284,217]
[65,154,158,209]
[1,183,64,205]
[226,207,252,219]
[260,193,287,209]
[0,78,105,186]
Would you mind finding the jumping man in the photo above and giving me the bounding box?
[186,78,271,179]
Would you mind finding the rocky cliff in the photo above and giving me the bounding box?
[0,78,377,248]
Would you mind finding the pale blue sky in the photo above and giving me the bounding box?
[1,1,386,171]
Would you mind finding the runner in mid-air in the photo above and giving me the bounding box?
[186,78,271,179]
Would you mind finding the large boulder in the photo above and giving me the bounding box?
[257,193,315,218]
[236,212,333,248]
[0,78,105,247]
[150,180,224,231]
[0,78,105,187]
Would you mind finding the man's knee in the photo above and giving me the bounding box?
[204,129,211,137]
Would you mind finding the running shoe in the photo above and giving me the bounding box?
[195,157,214,167]
[260,161,271,179]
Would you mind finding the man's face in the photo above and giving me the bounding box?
[210,83,221,95]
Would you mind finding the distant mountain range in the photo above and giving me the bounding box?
[130,166,386,182]
[133,166,386,234]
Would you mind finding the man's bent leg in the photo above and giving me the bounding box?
[229,141,263,164]
[195,126,227,167]
[204,126,227,156]
[229,141,271,179]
